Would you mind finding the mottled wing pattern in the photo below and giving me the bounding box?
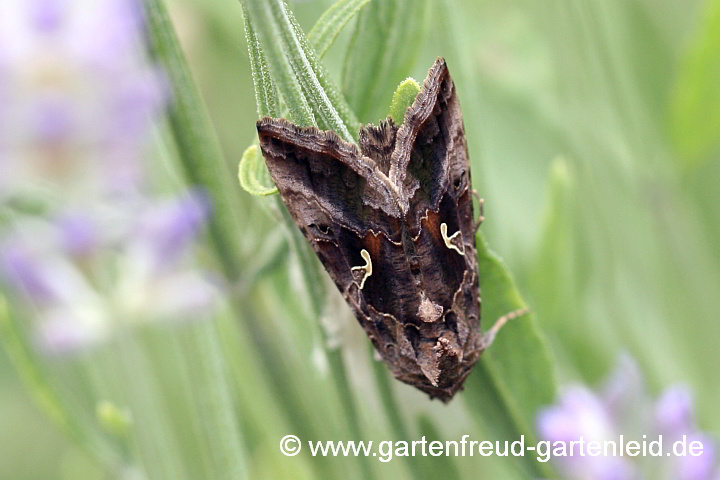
[387,58,481,397]
[257,119,406,305]
[257,58,482,402]
[394,58,475,246]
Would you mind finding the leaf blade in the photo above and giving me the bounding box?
[242,3,280,118]
[670,0,720,167]
[238,144,278,196]
[463,231,557,479]
[243,0,315,127]
[342,0,430,122]
[388,77,421,125]
[309,0,372,60]
[281,3,360,139]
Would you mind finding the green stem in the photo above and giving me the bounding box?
[145,0,246,281]
[184,320,249,479]
[233,298,342,479]
[280,206,376,480]
[115,334,188,480]
[145,4,339,478]
[308,0,372,61]
[371,352,427,480]
[0,298,124,476]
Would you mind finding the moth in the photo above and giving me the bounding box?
[257,57,522,401]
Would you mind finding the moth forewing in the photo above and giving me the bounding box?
[257,57,497,402]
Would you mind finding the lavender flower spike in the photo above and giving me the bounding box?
[537,356,719,480]
[0,0,166,200]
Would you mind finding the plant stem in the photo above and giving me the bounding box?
[145,0,246,281]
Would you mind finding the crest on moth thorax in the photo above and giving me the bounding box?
[257,57,489,402]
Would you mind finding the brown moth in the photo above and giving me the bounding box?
[257,57,518,402]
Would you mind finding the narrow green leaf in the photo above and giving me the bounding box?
[276,2,357,140]
[475,231,558,421]
[145,0,246,280]
[415,415,463,480]
[241,2,331,320]
[531,158,611,382]
[342,0,430,122]
[242,4,280,118]
[238,144,278,196]
[0,297,121,472]
[290,9,362,138]
[246,0,362,139]
[463,231,557,479]
[240,4,281,201]
[184,321,249,480]
[0,298,71,433]
[388,77,421,125]
[309,0,372,60]
[243,3,325,309]
[243,0,315,127]
[244,1,361,138]
[670,0,720,167]
[532,158,576,330]
[531,159,579,329]
[370,350,425,480]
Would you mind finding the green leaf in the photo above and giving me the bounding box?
[242,0,334,318]
[530,158,613,383]
[463,231,557,479]
[0,297,121,471]
[342,0,430,122]
[238,144,278,196]
[531,157,577,332]
[243,0,360,139]
[415,415,463,480]
[286,7,362,138]
[243,4,280,118]
[242,1,363,205]
[309,0,372,60]
[243,1,315,127]
[670,0,720,167]
[388,77,421,125]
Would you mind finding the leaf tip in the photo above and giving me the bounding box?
[389,77,422,125]
[238,144,278,196]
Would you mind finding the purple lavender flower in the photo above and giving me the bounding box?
[0,193,217,355]
[1,242,58,303]
[29,0,67,33]
[134,189,212,268]
[0,0,222,356]
[537,356,719,480]
[0,0,166,200]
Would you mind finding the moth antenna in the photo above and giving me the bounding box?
[472,190,484,232]
[480,307,530,350]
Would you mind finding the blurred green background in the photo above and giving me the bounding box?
[2,0,720,478]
